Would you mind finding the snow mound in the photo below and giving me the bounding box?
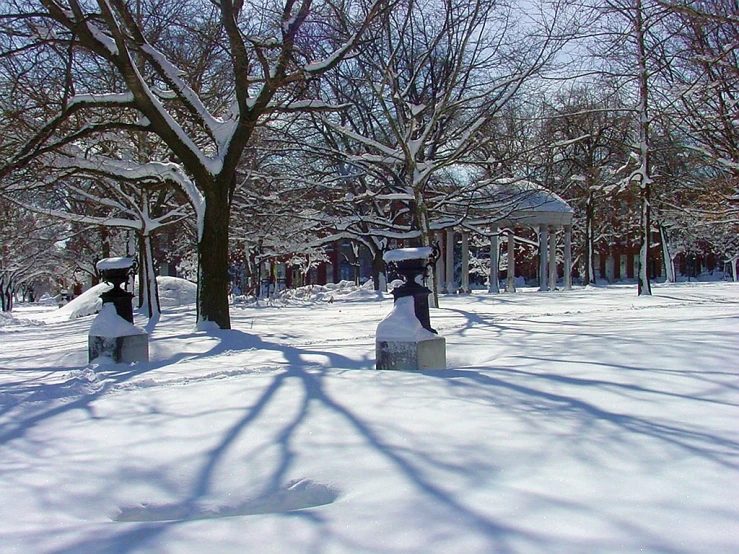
[54,282,111,320]
[58,367,107,396]
[267,280,385,305]
[0,311,31,328]
[32,294,61,306]
[3,368,106,406]
[112,479,340,522]
[49,276,195,321]
[157,276,197,306]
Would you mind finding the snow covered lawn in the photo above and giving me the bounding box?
[0,282,737,554]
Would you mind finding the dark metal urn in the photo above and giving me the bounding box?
[97,257,135,324]
[384,247,439,334]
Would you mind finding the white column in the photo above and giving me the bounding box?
[488,228,499,293]
[435,232,445,295]
[445,230,455,293]
[564,225,572,290]
[548,225,557,291]
[461,232,470,293]
[506,230,516,293]
[539,224,549,292]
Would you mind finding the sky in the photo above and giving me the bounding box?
[0,279,737,554]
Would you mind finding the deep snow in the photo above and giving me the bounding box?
[0,280,737,554]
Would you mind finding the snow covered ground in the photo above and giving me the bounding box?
[0,281,737,554]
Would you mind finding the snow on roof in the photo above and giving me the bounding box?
[383,247,434,263]
[476,179,573,214]
[442,179,574,228]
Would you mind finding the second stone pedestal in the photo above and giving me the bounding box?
[88,303,149,364]
[376,336,446,371]
[89,333,149,364]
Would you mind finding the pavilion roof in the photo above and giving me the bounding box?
[434,178,574,230]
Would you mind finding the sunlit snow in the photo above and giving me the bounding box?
[1,280,737,554]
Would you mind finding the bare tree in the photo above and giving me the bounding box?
[589,0,682,294]
[307,0,582,301]
[46,173,188,322]
[666,0,739,174]
[0,0,388,329]
[326,0,580,237]
[659,0,739,252]
[541,84,633,284]
[0,200,65,311]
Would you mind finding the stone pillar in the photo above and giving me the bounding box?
[488,228,499,294]
[564,225,573,290]
[460,232,471,294]
[539,224,549,292]
[435,232,445,295]
[445,230,455,293]
[506,230,516,293]
[548,225,557,291]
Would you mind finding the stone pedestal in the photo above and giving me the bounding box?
[378,248,446,371]
[88,303,149,364]
[89,333,149,364]
[376,336,446,371]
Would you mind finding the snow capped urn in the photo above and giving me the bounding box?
[376,247,446,371]
[88,257,149,364]
[97,257,135,323]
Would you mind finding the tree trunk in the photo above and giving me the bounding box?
[412,190,439,307]
[637,192,652,295]
[371,249,387,292]
[427,266,438,308]
[139,233,161,322]
[585,190,596,285]
[101,227,111,260]
[488,230,499,294]
[635,0,652,297]
[1,274,13,312]
[197,184,232,329]
[351,244,361,286]
[506,230,517,293]
[659,224,676,283]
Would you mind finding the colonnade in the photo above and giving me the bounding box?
[435,224,573,294]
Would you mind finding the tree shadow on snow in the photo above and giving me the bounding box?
[4,310,738,554]
[0,325,373,450]
[46,364,541,554]
[20,357,737,554]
